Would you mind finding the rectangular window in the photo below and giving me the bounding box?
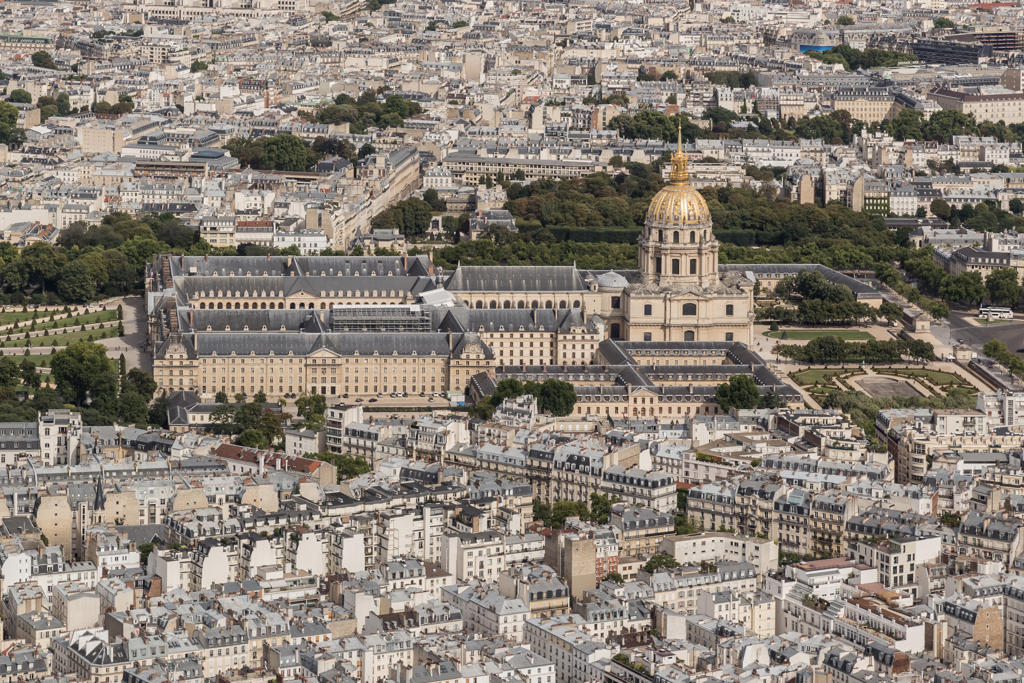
[726,304,734,316]
[643,333,652,341]
[725,333,734,341]
[644,304,652,316]
[689,259,697,274]
[611,296,621,309]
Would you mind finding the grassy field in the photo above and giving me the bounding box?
[766,328,873,341]
[0,310,43,325]
[0,353,54,367]
[876,368,969,387]
[791,368,863,386]
[0,326,118,348]
[2,309,118,331]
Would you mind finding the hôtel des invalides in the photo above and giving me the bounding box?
[148,140,802,421]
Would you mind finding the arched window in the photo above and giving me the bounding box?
[503,300,511,308]
[489,300,497,309]
[684,330,695,341]
[517,301,525,309]
[672,259,680,275]
[690,231,696,243]
[683,303,697,316]
[531,301,539,309]
[475,301,483,309]
[673,231,679,243]
[558,300,567,308]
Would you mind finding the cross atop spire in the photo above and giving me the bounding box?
[669,117,689,184]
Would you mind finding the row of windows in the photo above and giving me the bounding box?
[655,258,698,276]
[641,303,734,316]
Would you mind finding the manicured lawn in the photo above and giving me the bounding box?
[0,353,53,367]
[791,368,862,386]
[0,311,41,325]
[0,326,118,348]
[1,309,117,331]
[877,368,968,387]
[766,328,873,341]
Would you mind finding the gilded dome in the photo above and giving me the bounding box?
[646,182,711,226]
[646,136,710,226]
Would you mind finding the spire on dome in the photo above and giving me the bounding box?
[668,117,689,185]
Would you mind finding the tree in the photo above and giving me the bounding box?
[422,188,446,212]
[933,17,955,29]
[358,143,376,159]
[31,51,58,69]
[930,198,951,220]
[50,341,118,407]
[215,390,229,403]
[125,368,157,400]
[715,374,761,412]
[590,493,612,524]
[986,267,1020,306]
[20,359,40,389]
[56,260,97,303]
[56,92,71,116]
[238,428,268,448]
[0,357,19,386]
[836,14,854,25]
[7,89,31,104]
[296,393,327,430]
[534,379,576,416]
[605,572,624,584]
[643,553,680,573]
[939,271,985,305]
[190,60,209,72]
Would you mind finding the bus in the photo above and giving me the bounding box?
[979,306,1013,320]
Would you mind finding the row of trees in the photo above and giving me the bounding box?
[820,385,976,437]
[776,336,935,364]
[928,198,1024,232]
[714,374,785,412]
[760,270,877,325]
[312,90,423,134]
[0,213,200,306]
[807,44,915,71]
[881,109,1024,145]
[370,197,435,238]
[224,134,319,173]
[470,378,577,419]
[47,341,162,426]
[210,393,287,450]
[532,493,614,529]
[898,249,1021,307]
[982,340,1024,380]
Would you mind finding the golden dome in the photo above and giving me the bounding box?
[645,131,711,227]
